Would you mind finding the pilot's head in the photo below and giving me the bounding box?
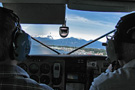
[0,7,31,63]
[106,13,135,63]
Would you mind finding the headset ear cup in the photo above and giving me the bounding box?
[0,7,31,61]
[13,31,31,61]
[106,39,118,62]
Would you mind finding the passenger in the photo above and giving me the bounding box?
[90,13,135,90]
[0,7,53,90]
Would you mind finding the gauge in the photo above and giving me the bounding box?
[29,63,39,74]
[53,87,61,90]
[40,75,50,85]
[18,63,27,71]
[52,78,61,85]
[30,75,39,82]
[40,63,50,74]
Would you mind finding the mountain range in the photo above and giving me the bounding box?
[32,36,105,49]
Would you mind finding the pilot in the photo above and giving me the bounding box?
[0,7,53,90]
[90,13,135,90]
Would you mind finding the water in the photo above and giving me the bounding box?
[29,45,57,55]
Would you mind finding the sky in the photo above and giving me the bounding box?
[0,3,128,42]
[21,7,128,42]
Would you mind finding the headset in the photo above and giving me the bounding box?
[105,35,118,63]
[105,13,135,63]
[1,7,31,62]
[105,28,135,63]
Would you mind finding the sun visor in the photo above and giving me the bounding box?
[3,3,65,24]
[68,0,135,12]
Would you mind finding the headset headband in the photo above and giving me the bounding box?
[114,13,135,43]
[0,7,31,61]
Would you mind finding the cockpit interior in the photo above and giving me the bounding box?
[1,0,135,90]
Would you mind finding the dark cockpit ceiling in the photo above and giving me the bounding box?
[2,3,66,24]
[1,0,66,24]
[1,0,135,24]
[68,0,135,12]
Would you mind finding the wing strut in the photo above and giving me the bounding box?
[31,37,61,55]
[67,29,116,55]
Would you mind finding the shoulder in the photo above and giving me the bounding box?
[92,72,111,86]
[13,75,53,90]
[21,77,53,90]
[90,66,135,90]
[39,84,54,90]
[91,68,124,88]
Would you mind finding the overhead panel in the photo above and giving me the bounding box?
[68,0,135,12]
[0,0,66,4]
[3,3,65,24]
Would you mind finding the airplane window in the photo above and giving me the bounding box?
[21,7,128,55]
[0,3,3,7]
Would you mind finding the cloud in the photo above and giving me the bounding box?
[21,24,30,30]
[67,15,89,22]
[66,14,116,39]
[21,13,119,42]
[66,14,115,29]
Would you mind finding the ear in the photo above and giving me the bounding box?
[13,30,31,62]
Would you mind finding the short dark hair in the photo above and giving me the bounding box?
[114,13,135,61]
[115,13,135,43]
[0,7,17,61]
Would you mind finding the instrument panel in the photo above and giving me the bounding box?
[18,55,108,90]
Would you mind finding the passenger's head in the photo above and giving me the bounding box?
[115,13,135,62]
[0,7,31,63]
[0,7,18,62]
[106,13,135,63]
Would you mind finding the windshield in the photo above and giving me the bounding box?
[22,7,128,55]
